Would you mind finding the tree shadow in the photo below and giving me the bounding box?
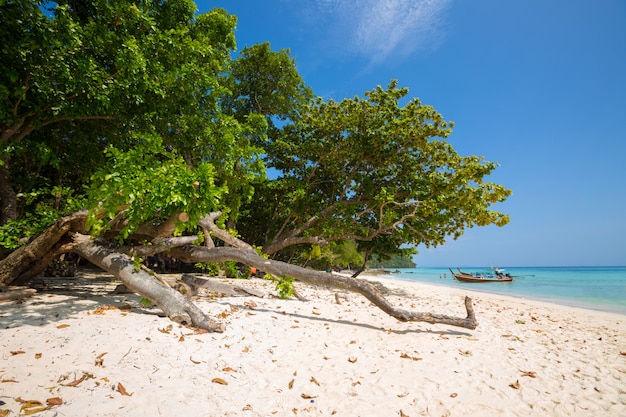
[0,268,149,329]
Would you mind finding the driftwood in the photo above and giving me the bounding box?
[0,287,37,302]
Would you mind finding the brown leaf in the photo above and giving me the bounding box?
[56,324,70,329]
[117,382,133,396]
[348,357,357,363]
[399,410,410,417]
[520,370,537,378]
[189,356,201,365]
[300,393,317,399]
[46,397,63,406]
[63,374,87,387]
[450,393,458,398]
[288,379,295,389]
[212,378,228,385]
[223,367,235,372]
[10,350,25,355]
[400,353,422,361]
[310,376,320,386]
[159,324,173,334]
[509,380,521,389]
[178,335,185,342]
[35,353,42,359]
[95,352,107,367]
[620,351,626,356]
[0,410,10,417]
[1,379,18,383]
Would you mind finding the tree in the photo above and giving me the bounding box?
[0,0,510,332]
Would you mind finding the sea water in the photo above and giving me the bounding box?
[378,267,626,315]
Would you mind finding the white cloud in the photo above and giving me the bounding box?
[296,0,452,65]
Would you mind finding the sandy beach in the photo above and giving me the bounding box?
[1,269,625,416]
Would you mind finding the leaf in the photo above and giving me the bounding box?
[300,393,317,399]
[2,379,18,383]
[400,353,422,361]
[450,393,458,398]
[46,397,63,406]
[0,410,9,417]
[179,335,185,342]
[35,353,42,359]
[288,379,295,389]
[10,350,25,355]
[348,357,357,363]
[63,374,87,387]
[509,380,521,389]
[189,356,201,365]
[95,352,107,367]
[399,410,410,417]
[56,324,70,329]
[212,378,228,385]
[117,382,133,396]
[310,376,320,386]
[520,370,537,378]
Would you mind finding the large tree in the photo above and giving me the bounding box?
[0,0,510,332]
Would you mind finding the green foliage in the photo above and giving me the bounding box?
[194,262,220,276]
[0,187,86,250]
[267,274,295,299]
[86,133,225,239]
[368,254,416,269]
[238,80,511,261]
[223,261,239,278]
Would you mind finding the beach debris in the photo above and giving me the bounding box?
[159,324,173,334]
[95,352,107,367]
[35,353,42,359]
[56,324,70,329]
[189,356,201,364]
[212,378,228,385]
[458,349,472,357]
[117,382,133,396]
[515,320,526,325]
[310,376,320,386]
[19,399,50,415]
[46,397,63,406]
[300,393,317,400]
[348,357,358,363]
[400,352,422,361]
[10,350,25,355]
[399,410,410,417]
[620,351,626,356]
[62,372,93,387]
[509,380,521,389]
[450,392,458,398]
[519,370,537,378]
[288,379,295,389]
[0,409,8,417]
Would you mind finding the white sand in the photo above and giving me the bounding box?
[1,271,625,416]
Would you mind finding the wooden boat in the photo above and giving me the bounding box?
[449,268,513,283]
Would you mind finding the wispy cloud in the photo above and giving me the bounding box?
[296,0,452,65]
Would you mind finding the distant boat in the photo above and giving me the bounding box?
[449,268,513,283]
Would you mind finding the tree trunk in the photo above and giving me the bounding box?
[0,162,17,225]
[171,245,478,330]
[72,235,225,332]
[0,211,88,285]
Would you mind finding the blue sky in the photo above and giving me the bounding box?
[198,0,626,267]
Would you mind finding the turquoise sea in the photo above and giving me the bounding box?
[379,267,626,315]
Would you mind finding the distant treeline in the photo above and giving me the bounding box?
[368,255,416,269]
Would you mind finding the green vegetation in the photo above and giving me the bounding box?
[1,0,510,282]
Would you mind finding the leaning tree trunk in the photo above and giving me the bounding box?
[72,235,225,332]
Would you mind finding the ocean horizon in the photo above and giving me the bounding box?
[376,266,626,315]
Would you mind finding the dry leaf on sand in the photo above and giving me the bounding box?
[117,382,133,396]
[212,378,228,385]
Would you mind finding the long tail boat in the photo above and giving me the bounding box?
[449,268,513,283]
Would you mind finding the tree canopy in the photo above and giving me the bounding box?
[0,0,510,331]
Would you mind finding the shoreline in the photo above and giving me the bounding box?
[367,268,626,317]
[1,270,625,416]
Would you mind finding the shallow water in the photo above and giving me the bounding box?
[380,266,626,315]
